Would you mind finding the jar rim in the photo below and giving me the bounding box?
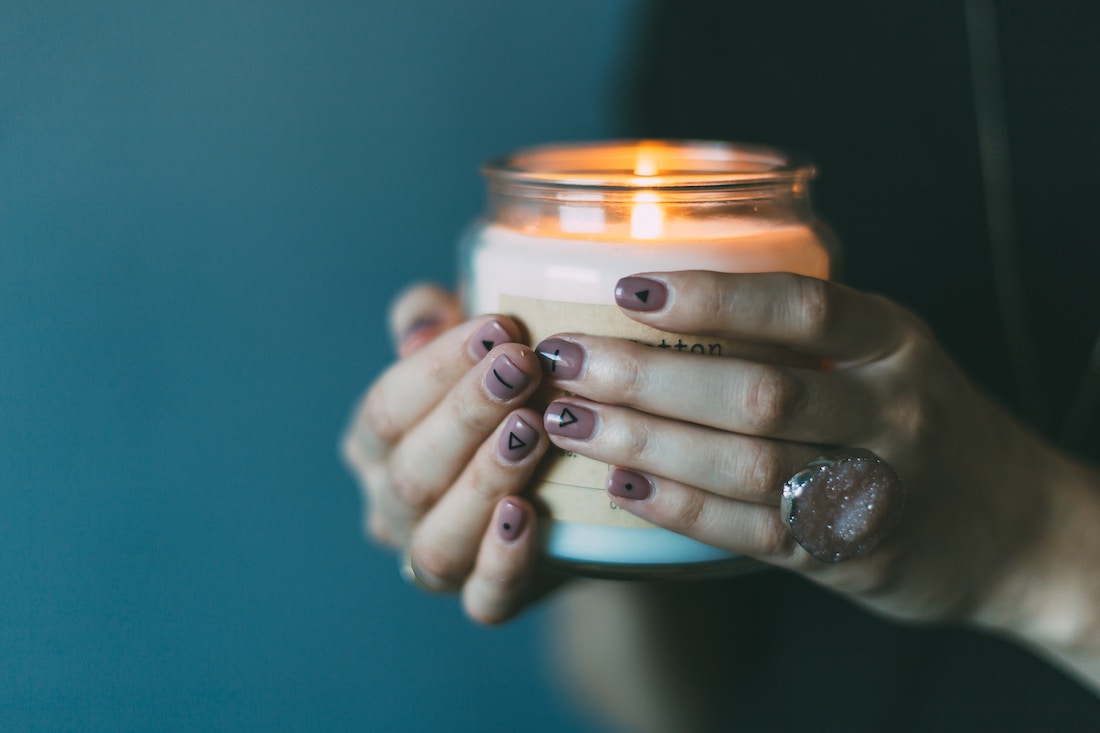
[483,139,814,190]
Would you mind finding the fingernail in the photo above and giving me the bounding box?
[497,499,526,543]
[615,277,667,312]
[544,400,596,440]
[469,320,513,360]
[607,467,654,501]
[498,414,539,461]
[398,316,444,356]
[535,338,585,380]
[485,353,531,400]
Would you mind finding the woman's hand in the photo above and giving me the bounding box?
[535,271,1100,641]
[341,284,551,624]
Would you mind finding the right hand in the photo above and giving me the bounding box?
[341,284,551,624]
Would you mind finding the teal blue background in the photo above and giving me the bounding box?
[0,2,635,729]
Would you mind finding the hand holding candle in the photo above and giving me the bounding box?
[463,140,831,575]
[536,268,1088,623]
[344,268,1097,642]
[341,284,555,624]
[341,141,1100,692]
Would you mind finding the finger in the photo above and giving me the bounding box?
[389,283,462,357]
[387,343,542,515]
[614,271,915,365]
[537,335,877,445]
[462,497,542,625]
[542,398,821,506]
[599,467,811,570]
[349,314,523,459]
[408,408,548,588]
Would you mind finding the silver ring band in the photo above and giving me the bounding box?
[399,551,452,593]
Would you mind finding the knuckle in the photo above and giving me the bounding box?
[464,462,507,505]
[670,490,708,533]
[892,390,941,453]
[450,388,494,435]
[340,430,365,473]
[464,573,525,626]
[427,353,455,387]
[464,596,509,627]
[741,367,800,435]
[414,544,466,587]
[360,388,401,445]
[388,471,435,514]
[757,514,798,559]
[614,419,657,465]
[366,514,397,547]
[702,279,734,323]
[744,442,784,502]
[605,349,648,405]
[793,276,832,339]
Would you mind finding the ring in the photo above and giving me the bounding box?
[780,449,905,563]
[399,550,451,593]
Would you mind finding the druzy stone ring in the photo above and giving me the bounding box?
[781,449,905,563]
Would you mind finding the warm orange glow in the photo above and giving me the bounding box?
[630,147,667,237]
[631,191,663,239]
[633,149,660,177]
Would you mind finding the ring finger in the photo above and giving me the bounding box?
[386,342,541,518]
[599,467,806,568]
[543,397,822,506]
[408,408,549,589]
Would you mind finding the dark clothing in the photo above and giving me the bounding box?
[625,2,1100,730]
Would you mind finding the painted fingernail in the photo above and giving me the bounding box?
[615,277,667,311]
[469,320,513,360]
[544,401,596,440]
[398,315,444,356]
[497,499,526,543]
[535,338,585,380]
[498,414,539,461]
[607,467,654,501]
[485,353,531,400]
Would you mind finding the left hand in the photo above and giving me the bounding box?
[535,270,1067,625]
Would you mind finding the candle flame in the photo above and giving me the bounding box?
[634,153,659,177]
[631,192,663,239]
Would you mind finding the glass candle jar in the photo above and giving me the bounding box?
[460,140,833,578]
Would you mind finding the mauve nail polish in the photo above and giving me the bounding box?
[469,320,512,360]
[544,401,596,440]
[535,338,585,380]
[607,468,654,501]
[401,315,443,343]
[485,354,530,400]
[615,276,667,311]
[498,414,538,461]
[497,500,526,542]
[398,316,445,356]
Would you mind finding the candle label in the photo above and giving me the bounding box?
[501,294,816,528]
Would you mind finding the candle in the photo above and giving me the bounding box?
[460,140,832,578]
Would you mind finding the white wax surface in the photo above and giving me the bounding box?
[469,223,829,314]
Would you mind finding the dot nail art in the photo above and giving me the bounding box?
[497,500,526,542]
[607,468,654,501]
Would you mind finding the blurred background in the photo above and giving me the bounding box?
[1,1,639,730]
